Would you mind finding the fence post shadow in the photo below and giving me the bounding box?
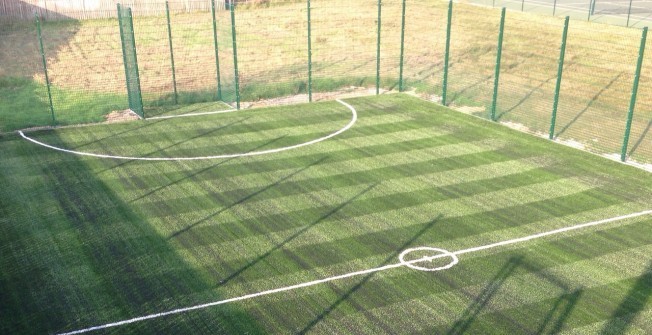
[214,181,377,287]
[627,119,652,158]
[554,72,624,138]
[599,261,652,334]
[298,214,444,334]
[446,255,523,335]
[534,288,583,334]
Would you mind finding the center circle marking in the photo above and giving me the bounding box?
[398,247,459,272]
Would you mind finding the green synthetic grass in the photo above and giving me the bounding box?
[1,94,651,334]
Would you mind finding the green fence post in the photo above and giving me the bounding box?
[627,0,633,27]
[553,0,557,16]
[307,0,312,102]
[442,0,453,106]
[587,0,592,21]
[376,0,382,95]
[491,7,506,122]
[398,0,406,92]
[230,3,240,110]
[521,0,525,11]
[165,1,178,104]
[590,0,596,15]
[549,16,569,140]
[117,4,133,116]
[621,27,647,162]
[128,8,144,118]
[211,0,222,100]
[36,14,56,125]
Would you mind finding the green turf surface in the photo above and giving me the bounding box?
[1,94,651,334]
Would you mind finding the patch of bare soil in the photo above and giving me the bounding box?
[104,109,140,123]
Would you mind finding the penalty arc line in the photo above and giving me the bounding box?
[57,209,652,335]
[19,99,357,161]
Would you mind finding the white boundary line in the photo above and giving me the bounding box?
[57,209,652,335]
[19,100,357,161]
[147,108,238,120]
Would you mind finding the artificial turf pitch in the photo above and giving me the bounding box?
[1,94,651,334]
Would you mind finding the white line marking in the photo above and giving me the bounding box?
[57,209,652,335]
[20,100,357,161]
[148,108,238,120]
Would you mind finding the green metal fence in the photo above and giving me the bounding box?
[118,4,144,118]
[0,0,650,166]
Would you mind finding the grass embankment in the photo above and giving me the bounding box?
[1,94,651,334]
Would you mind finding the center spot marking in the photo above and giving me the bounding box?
[398,247,459,272]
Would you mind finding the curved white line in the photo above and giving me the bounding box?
[56,209,652,335]
[20,99,357,161]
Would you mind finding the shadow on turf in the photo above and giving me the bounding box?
[447,256,586,335]
[599,261,652,335]
[22,135,266,334]
[217,182,377,286]
[130,135,290,204]
[167,151,326,240]
[536,289,584,334]
[70,101,227,151]
[297,214,444,334]
[96,117,251,173]
[447,256,523,335]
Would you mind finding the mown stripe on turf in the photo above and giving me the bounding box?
[139,148,521,222]
[145,180,624,257]
[181,174,591,228]
[111,129,468,187]
[165,177,600,264]
[133,138,508,203]
[174,158,556,205]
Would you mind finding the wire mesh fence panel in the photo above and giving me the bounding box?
[311,0,378,99]
[378,0,404,93]
[215,4,236,106]
[495,14,563,134]
[132,9,176,114]
[554,23,639,157]
[447,3,501,118]
[403,0,447,101]
[589,0,652,28]
[232,1,309,105]
[0,20,52,131]
[168,2,220,106]
[628,31,652,164]
[42,15,129,125]
[463,0,652,28]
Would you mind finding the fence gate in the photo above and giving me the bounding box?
[117,4,144,118]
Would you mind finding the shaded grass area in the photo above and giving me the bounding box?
[0,76,126,132]
[2,94,651,334]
